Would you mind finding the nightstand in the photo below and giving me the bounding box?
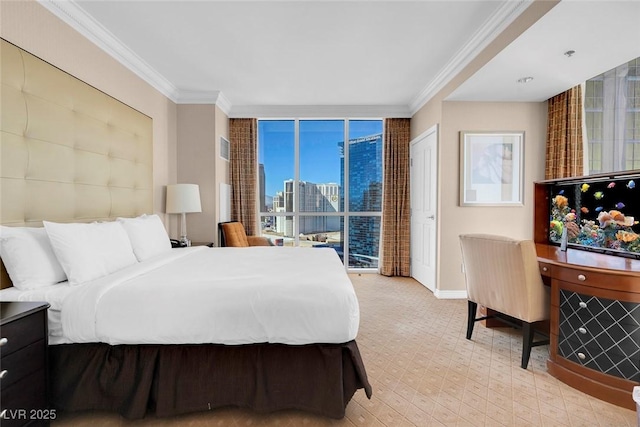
[0,302,51,426]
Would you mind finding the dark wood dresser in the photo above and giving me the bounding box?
[534,175,640,411]
[536,245,640,410]
[0,302,51,426]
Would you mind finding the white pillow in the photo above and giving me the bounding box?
[0,226,67,290]
[43,221,138,286]
[117,214,172,261]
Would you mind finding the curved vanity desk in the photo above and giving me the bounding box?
[536,244,640,410]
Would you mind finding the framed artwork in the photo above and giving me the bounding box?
[459,131,524,206]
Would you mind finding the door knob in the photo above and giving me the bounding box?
[427,215,435,220]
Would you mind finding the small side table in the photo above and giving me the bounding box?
[0,301,52,426]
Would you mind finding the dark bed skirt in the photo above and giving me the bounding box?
[49,341,372,420]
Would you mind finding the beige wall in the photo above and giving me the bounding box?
[410,0,559,294]
[436,101,547,292]
[1,1,230,243]
[214,106,230,246]
[176,105,216,243]
[1,0,177,231]
[175,105,229,244]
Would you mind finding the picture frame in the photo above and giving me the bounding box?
[459,131,524,206]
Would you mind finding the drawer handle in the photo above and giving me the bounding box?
[578,302,587,308]
[542,267,548,272]
[0,337,7,347]
[578,327,587,335]
[577,274,586,281]
[577,352,586,360]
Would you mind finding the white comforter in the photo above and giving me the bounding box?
[59,246,359,345]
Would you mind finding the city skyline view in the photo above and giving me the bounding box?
[258,120,383,198]
[257,119,383,268]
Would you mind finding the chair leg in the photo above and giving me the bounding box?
[521,321,535,369]
[466,301,478,340]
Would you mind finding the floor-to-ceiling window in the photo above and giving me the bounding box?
[258,119,383,270]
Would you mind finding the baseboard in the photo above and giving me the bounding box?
[434,289,468,299]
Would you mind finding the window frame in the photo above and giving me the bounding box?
[257,118,384,272]
[585,57,640,174]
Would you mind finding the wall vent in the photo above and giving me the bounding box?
[220,137,230,161]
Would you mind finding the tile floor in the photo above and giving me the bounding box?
[53,274,638,426]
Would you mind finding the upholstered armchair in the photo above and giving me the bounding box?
[218,222,273,247]
[459,234,550,369]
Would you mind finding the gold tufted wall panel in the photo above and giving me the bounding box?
[0,39,153,226]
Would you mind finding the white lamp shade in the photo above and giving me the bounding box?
[166,184,202,214]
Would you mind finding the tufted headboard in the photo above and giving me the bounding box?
[0,39,153,287]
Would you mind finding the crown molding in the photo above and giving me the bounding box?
[409,0,532,115]
[229,104,411,119]
[176,90,221,104]
[38,0,233,111]
[175,90,231,114]
[38,0,180,102]
[214,92,232,116]
[38,0,529,117]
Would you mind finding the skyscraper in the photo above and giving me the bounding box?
[258,163,266,212]
[277,179,341,236]
[340,133,383,266]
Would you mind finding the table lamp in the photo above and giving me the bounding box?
[166,183,202,247]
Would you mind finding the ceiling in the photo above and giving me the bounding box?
[448,0,640,103]
[43,1,640,116]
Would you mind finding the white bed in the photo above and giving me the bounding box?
[1,246,360,346]
[0,243,371,419]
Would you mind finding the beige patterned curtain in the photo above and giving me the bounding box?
[229,118,258,235]
[380,118,411,277]
[545,85,584,179]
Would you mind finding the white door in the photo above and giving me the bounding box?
[410,125,438,292]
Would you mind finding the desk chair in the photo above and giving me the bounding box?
[459,233,550,369]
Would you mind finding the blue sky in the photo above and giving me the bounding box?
[259,120,382,197]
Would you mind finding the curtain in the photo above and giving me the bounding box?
[545,85,584,179]
[229,118,258,235]
[380,118,411,277]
